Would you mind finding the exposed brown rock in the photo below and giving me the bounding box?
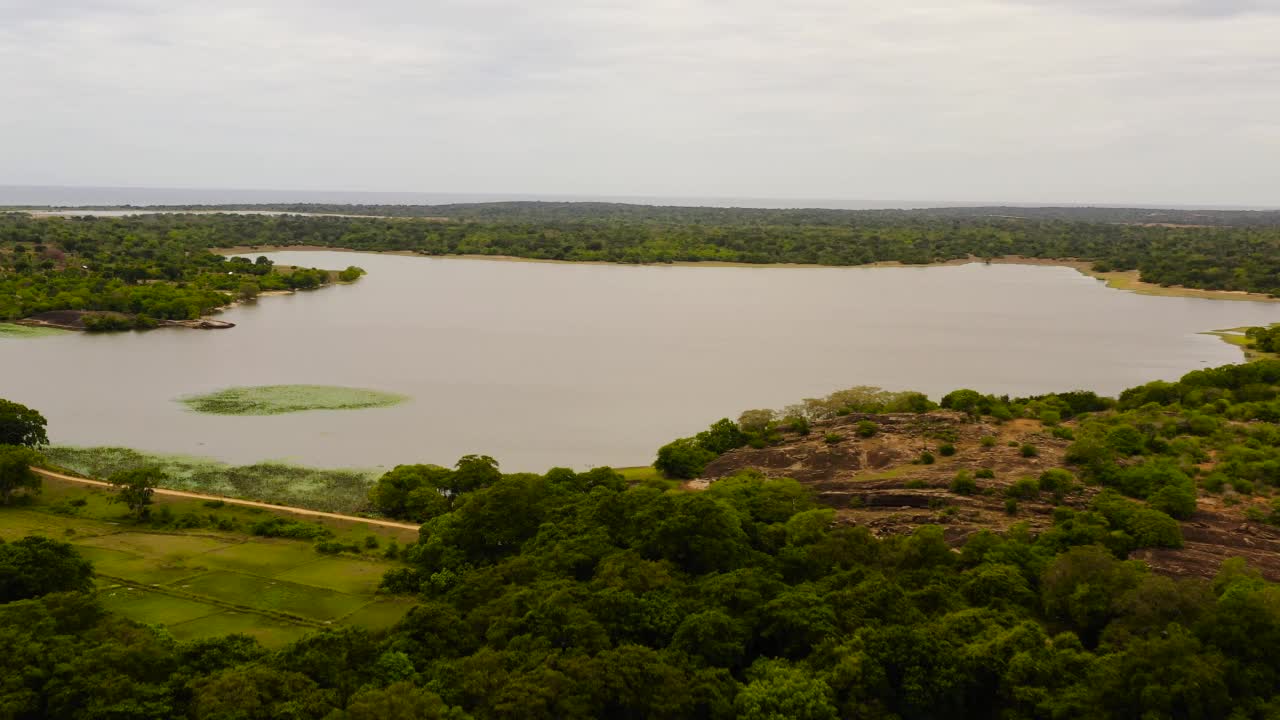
[699,411,1280,581]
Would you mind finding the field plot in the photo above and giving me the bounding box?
[1,503,416,647]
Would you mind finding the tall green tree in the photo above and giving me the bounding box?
[0,444,43,504]
[0,536,94,602]
[0,399,47,447]
[109,467,164,519]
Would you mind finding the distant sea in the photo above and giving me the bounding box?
[0,185,1272,211]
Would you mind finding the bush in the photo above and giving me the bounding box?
[950,471,977,496]
[1038,468,1075,495]
[1005,498,1019,515]
[1040,410,1061,426]
[976,468,995,479]
[654,438,718,479]
[250,518,332,541]
[939,443,957,457]
[1127,509,1183,548]
[316,541,362,555]
[785,415,811,435]
[1106,425,1146,455]
[824,433,843,445]
[856,420,878,438]
[364,535,380,549]
[1149,482,1198,520]
[980,436,997,448]
[1020,443,1039,458]
[919,451,936,465]
[1006,477,1041,500]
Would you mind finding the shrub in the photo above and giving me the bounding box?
[654,438,717,479]
[1006,477,1040,500]
[824,433,843,445]
[919,451,936,465]
[980,436,997,448]
[939,443,957,457]
[364,535,380,549]
[786,415,811,435]
[250,518,332,541]
[1040,410,1061,426]
[1038,468,1075,495]
[316,541,362,555]
[1149,482,1198,519]
[1127,509,1183,548]
[1005,498,1018,515]
[856,421,879,438]
[950,471,977,496]
[202,499,226,509]
[976,468,995,479]
[1106,425,1146,455]
[1020,444,1039,458]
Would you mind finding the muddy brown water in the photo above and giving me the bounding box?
[3,252,1279,472]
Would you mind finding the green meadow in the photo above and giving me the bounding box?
[0,478,418,647]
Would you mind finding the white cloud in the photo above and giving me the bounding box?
[0,0,1277,205]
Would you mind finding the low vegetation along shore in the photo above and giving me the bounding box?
[9,358,1280,716]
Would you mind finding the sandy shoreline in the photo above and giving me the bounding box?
[214,247,1280,304]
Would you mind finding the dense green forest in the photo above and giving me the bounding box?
[7,207,1280,300]
[0,214,359,324]
[10,360,1280,717]
[7,206,1280,298]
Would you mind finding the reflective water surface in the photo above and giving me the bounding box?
[3,252,1277,471]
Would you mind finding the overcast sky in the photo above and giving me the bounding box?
[1,0,1277,206]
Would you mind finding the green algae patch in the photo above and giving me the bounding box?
[179,385,407,416]
[0,323,69,338]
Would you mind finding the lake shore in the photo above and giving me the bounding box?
[215,247,1280,304]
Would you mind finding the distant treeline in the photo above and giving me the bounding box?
[10,209,1280,294]
[6,208,1280,306]
[19,201,1280,227]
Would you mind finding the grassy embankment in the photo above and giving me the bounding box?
[1204,326,1280,362]
[0,476,418,647]
[0,323,69,338]
[43,446,382,514]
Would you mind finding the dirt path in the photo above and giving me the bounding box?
[31,467,421,531]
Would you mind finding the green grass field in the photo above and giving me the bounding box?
[1,479,419,647]
[178,384,408,416]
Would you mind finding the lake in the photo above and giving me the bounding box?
[3,252,1278,472]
